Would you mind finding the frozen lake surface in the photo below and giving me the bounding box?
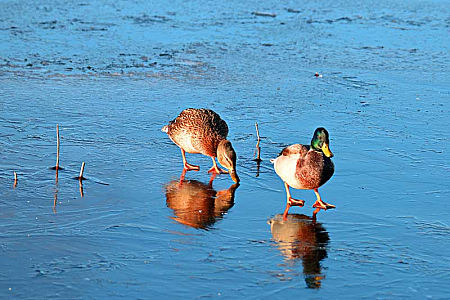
[1,0,449,298]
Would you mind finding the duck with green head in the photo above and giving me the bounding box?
[271,128,335,220]
[162,108,240,183]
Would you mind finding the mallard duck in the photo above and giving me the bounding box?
[165,171,239,229]
[162,108,240,183]
[269,214,329,289]
[271,128,335,219]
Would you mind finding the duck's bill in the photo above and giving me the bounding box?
[321,143,334,158]
[230,170,240,183]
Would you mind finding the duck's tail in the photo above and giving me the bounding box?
[270,158,276,164]
[161,125,169,133]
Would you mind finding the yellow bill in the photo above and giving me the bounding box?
[321,143,334,158]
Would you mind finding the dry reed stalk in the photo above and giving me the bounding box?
[54,170,58,213]
[53,191,58,213]
[13,171,18,188]
[78,162,85,179]
[254,122,262,162]
[79,180,84,197]
[56,124,60,170]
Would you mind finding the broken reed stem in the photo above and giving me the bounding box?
[255,122,262,161]
[56,124,60,170]
[79,162,85,179]
[13,171,18,188]
[255,122,261,142]
[79,180,84,198]
[53,191,58,213]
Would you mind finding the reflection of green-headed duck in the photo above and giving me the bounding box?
[269,214,330,289]
[271,128,335,219]
[165,175,239,230]
[162,108,240,183]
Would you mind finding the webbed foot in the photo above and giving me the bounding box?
[184,163,200,171]
[207,165,228,174]
[312,199,335,210]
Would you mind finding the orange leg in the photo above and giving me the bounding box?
[181,149,199,171]
[312,188,335,210]
[208,173,217,186]
[282,182,305,220]
[179,169,187,184]
[207,157,228,174]
[312,208,320,223]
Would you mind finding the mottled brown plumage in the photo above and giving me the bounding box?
[162,108,240,183]
[165,174,238,229]
[271,128,335,219]
[164,109,228,157]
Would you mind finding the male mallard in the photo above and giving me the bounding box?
[162,108,240,183]
[269,214,329,289]
[271,128,335,219]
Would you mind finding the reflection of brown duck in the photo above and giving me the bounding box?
[165,174,239,229]
[269,214,330,289]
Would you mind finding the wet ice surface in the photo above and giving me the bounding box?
[1,0,450,298]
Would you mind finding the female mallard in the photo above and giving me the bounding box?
[271,128,335,219]
[165,172,239,229]
[162,108,240,183]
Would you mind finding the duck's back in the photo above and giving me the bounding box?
[165,108,228,156]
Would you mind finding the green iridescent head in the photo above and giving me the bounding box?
[311,127,333,158]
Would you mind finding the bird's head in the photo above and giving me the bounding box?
[217,140,240,183]
[311,128,333,158]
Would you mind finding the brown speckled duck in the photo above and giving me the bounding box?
[165,171,239,229]
[162,108,240,183]
[271,128,335,219]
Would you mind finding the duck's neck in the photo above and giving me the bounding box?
[214,138,228,156]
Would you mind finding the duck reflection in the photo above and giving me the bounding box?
[165,172,239,229]
[269,214,330,289]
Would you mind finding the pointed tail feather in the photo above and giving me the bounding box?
[161,125,169,133]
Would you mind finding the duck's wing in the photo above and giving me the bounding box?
[198,109,228,138]
[173,108,228,137]
[278,144,310,158]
